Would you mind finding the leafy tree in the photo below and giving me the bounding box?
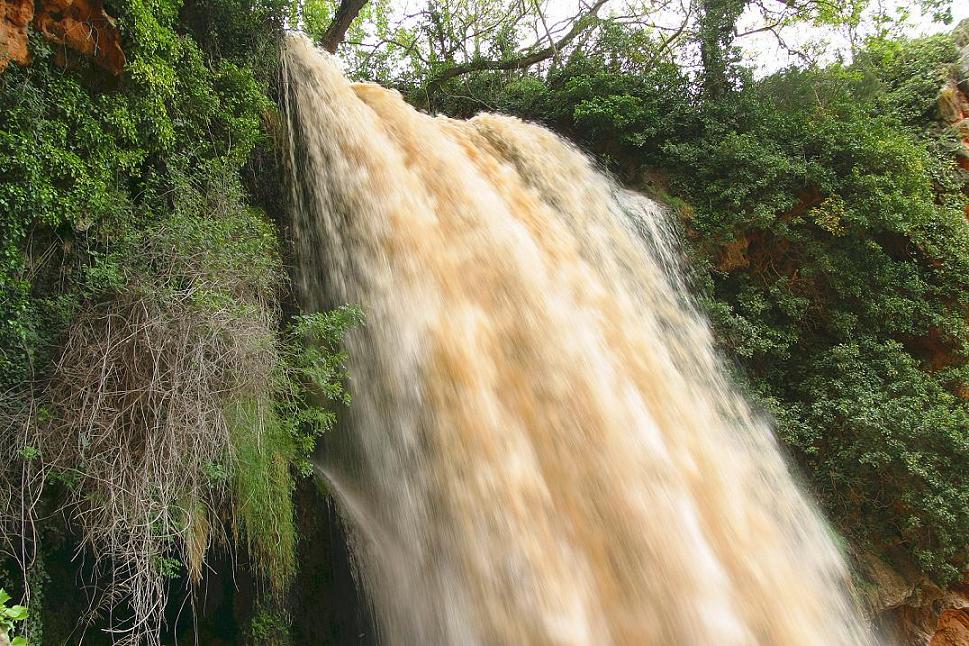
[697,0,746,99]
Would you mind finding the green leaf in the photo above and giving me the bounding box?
[6,606,27,621]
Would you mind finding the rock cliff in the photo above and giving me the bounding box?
[0,0,123,74]
[0,0,32,71]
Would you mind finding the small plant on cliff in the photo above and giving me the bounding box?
[0,589,28,646]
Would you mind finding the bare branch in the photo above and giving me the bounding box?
[533,0,559,63]
[429,0,612,85]
[645,0,695,69]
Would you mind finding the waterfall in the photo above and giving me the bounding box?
[282,34,873,646]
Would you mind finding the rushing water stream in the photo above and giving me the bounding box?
[282,34,872,645]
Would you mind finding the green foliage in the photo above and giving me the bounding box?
[0,589,28,646]
[87,165,282,304]
[426,20,695,168]
[279,306,364,476]
[227,399,299,595]
[294,0,335,41]
[0,0,276,391]
[295,0,402,81]
[179,0,290,68]
[791,340,969,581]
[681,47,969,583]
[247,601,291,645]
[696,0,746,99]
[663,47,969,584]
[857,34,961,126]
[23,560,47,646]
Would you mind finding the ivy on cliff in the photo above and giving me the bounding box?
[0,1,357,643]
[664,60,969,583]
[0,0,273,389]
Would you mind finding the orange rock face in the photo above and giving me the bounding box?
[0,0,124,75]
[930,609,969,646]
[0,0,34,72]
[717,235,749,271]
[34,0,125,75]
[863,553,969,646]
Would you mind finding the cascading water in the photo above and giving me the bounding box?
[282,34,873,645]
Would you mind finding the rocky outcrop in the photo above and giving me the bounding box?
[717,235,749,271]
[861,554,969,645]
[942,19,969,177]
[931,609,969,646]
[0,0,124,75]
[0,0,33,71]
[894,585,969,645]
[939,82,969,175]
[35,0,124,74]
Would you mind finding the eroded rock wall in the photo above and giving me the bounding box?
[0,0,33,71]
[0,0,123,74]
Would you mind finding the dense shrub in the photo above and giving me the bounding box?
[662,58,969,583]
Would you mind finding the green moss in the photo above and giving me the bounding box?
[225,304,361,627]
[246,600,291,646]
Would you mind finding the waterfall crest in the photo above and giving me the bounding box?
[282,34,872,645]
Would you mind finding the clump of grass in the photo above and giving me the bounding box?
[228,305,364,599]
[227,398,298,596]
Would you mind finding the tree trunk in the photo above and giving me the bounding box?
[320,0,368,53]
[698,0,746,99]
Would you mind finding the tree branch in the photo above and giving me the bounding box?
[429,0,612,85]
[533,0,559,63]
[645,0,694,69]
[321,0,370,53]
